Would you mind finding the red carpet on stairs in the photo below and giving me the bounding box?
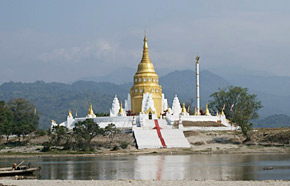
[154,119,167,148]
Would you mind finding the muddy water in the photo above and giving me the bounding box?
[0,154,290,180]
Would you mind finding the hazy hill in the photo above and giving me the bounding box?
[1,69,290,129]
[221,74,290,97]
[254,114,290,128]
[0,70,230,129]
[159,70,230,107]
[0,81,128,129]
[80,67,135,84]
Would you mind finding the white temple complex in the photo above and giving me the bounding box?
[51,35,238,149]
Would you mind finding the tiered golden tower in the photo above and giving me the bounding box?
[130,36,162,117]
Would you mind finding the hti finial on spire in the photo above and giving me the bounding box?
[143,33,148,49]
[196,55,200,63]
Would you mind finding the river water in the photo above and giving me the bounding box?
[0,154,290,180]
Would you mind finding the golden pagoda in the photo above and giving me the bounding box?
[130,35,162,117]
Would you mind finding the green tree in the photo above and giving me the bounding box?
[104,123,120,142]
[49,125,70,146]
[73,119,103,150]
[0,101,14,142]
[7,98,39,141]
[209,86,262,141]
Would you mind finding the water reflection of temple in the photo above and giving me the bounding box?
[39,155,262,180]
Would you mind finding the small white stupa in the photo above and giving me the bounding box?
[110,95,120,117]
[161,94,168,114]
[124,94,131,111]
[67,109,75,129]
[171,95,181,115]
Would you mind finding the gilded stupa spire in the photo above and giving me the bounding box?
[194,107,197,115]
[119,102,124,114]
[87,104,96,117]
[181,102,187,113]
[137,35,156,73]
[205,104,210,115]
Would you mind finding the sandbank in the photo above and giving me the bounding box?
[1,180,290,186]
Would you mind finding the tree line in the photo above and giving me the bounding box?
[0,98,39,142]
[45,119,122,151]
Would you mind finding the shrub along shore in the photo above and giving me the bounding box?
[1,128,290,157]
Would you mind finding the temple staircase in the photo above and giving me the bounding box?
[133,119,191,149]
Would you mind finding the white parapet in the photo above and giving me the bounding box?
[165,115,238,131]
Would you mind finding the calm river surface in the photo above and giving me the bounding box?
[0,154,290,180]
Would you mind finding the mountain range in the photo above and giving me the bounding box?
[0,69,290,129]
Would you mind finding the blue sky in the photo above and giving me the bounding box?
[0,0,290,83]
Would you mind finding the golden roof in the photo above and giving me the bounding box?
[136,35,156,74]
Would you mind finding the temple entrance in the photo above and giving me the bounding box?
[149,112,152,120]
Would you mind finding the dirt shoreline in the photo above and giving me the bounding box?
[0,144,289,159]
[1,180,290,186]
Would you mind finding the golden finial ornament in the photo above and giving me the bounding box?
[221,110,225,116]
[119,102,124,114]
[182,102,187,113]
[205,104,210,115]
[68,109,72,117]
[194,107,197,115]
[196,55,200,63]
[216,110,219,116]
[87,104,96,117]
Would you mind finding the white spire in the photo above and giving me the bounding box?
[171,95,182,115]
[195,55,201,115]
[110,95,120,117]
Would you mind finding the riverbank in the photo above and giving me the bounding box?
[1,129,290,157]
[1,180,290,186]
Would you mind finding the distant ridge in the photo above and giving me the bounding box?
[1,70,290,129]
